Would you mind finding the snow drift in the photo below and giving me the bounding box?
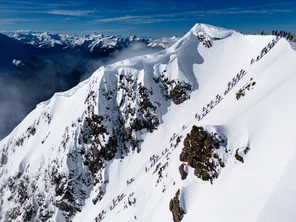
[0,23,296,222]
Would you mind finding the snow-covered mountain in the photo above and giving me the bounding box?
[7,32,179,54]
[1,23,296,222]
[0,33,41,70]
[0,32,177,140]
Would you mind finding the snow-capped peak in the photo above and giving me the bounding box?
[1,23,296,222]
[6,31,178,52]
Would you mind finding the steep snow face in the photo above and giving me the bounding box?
[1,23,296,222]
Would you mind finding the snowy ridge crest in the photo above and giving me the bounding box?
[1,24,296,222]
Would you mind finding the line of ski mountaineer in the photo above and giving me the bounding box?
[194,35,280,121]
[93,32,282,222]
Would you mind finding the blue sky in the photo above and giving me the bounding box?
[0,0,295,37]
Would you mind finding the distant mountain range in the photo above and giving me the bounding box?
[0,31,179,139]
[7,31,178,55]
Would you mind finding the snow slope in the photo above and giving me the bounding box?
[1,23,296,222]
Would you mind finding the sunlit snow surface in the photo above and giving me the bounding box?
[1,24,296,222]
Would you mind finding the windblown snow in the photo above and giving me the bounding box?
[1,23,296,222]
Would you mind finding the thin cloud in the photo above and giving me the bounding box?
[245,2,294,9]
[94,13,193,23]
[0,0,83,7]
[94,15,151,23]
[0,18,36,24]
[47,10,96,16]
[93,6,292,24]
[214,9,292,14]
[0,0,34,4]
[186,8,292,15]
[130,18,193,24]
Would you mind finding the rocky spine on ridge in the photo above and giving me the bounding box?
[180,126,226,184]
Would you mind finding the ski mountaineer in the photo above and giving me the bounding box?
[208,40,212,47]
[224,89,229,96]
[232,77,237,85]
[236,73,241,80]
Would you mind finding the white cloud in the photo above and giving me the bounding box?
[47,10,95,16]
[0,18,36,24]
[94,14,191,24]
[187,8,292,15]
[130,18,192,24]
[94,16,149,23]
[93,7,292,24]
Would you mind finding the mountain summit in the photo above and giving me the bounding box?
[1,24,296,222]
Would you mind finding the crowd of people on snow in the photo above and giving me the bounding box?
[195,32,213,48]
[195,31,283,122]
[194,69,247,121]
[261,30,295,41]
[94,193,127,222]
[94,28,291,222]
[94,134,178,221]
[250,37,280,64]
[126,177,135,185]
